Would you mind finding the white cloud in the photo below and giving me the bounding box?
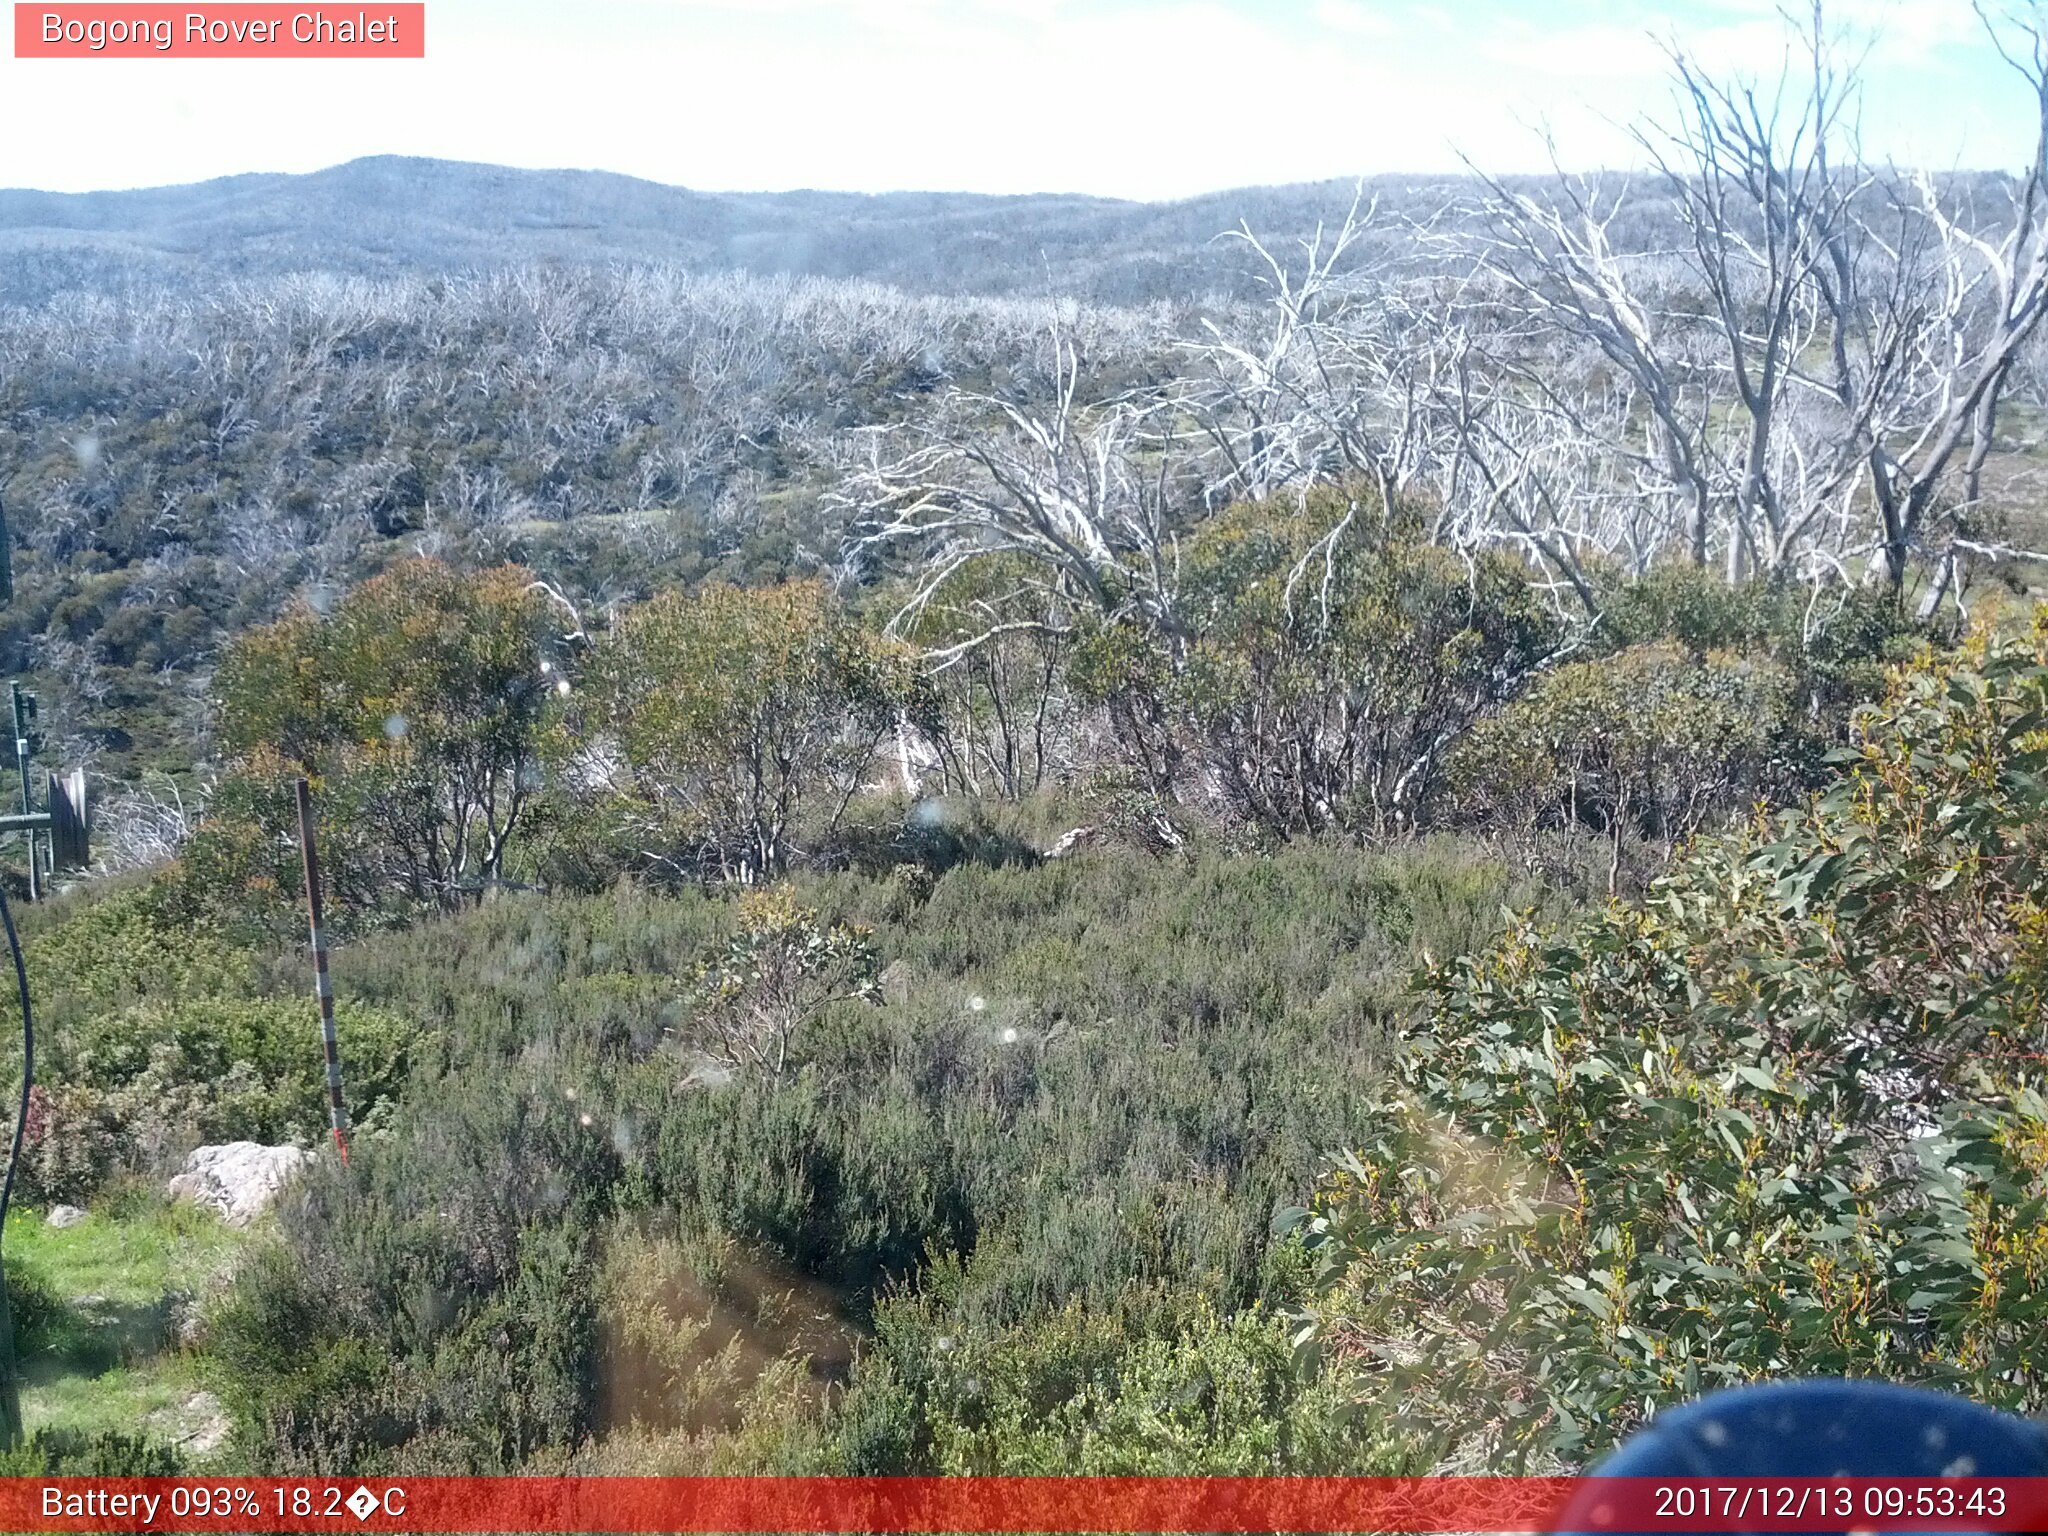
[0,0,2032,196]
[1309,1,1403,39]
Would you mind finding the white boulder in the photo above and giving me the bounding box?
[45,1204,87,1229]
[1041,825,1099,861]
[146,1390,230,1456]
[167,1142,311,1227]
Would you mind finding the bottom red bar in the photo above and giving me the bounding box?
[9,1476,2048,1532]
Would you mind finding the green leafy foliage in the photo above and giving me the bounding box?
[201,560,558,925]
[1070,487,1558,838]
[1450,643,1803,849]
[685,887,880,1077]
[893,553,1076,801]
[1290,623,2048,1468]
[1591,563,1929,713]
[19,996,423,1203]
[0,888,424,1202]
[3,467,1982,1478]
[0,1427,184,1476]
[582,580,928,882]
[203,837,1563,1472]
[841,1280,1404,1474]
[11,886,256,1027]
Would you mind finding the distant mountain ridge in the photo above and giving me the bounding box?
[0,154,1452,305]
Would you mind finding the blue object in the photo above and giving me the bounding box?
[1551,1379,2048,1534]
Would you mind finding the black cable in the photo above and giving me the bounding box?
[0,880,31,1450]
[0,883,31,1229]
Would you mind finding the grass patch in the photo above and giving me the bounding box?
[22,1353,211,1442]
[5,1196,245,1310]
[2,1195,246,1462]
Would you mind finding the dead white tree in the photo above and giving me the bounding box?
[1469,2,2048,602]
[95,771,208,873]
[1174,188,1456,515]
[838,322,1190,639]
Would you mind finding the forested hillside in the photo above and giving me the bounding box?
[4,1,2048,1480]
[0,157,1463,305]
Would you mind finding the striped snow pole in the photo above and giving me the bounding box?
[294,777,351,1164]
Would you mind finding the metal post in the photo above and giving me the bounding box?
[294,778,351,1164]
[9,687,32,904]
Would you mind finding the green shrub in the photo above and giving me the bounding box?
[212,1103,616,1472]
[206,559,559,925]
[0,888,425,1203]
[1070,487,1558,838]
[210,838,1564,1471]
[582,580,929,883]
[685,887,880,1077]
[19,996,425,1202]
[1449,643,1803,851]
[1290,622,2048,1469]
[892,554,1077,803]
[1593,563,1929,714]
[0,1427,184,1476]
[838,1277,1405,1474]
[12,886,254,1030]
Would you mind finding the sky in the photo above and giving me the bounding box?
[0,0,2036,200]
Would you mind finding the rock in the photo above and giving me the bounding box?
[1041,825,1099,861]
[45,1204,86,1229]
[147,1390,229,1457]
[678,1053,735,1090]
[167,1142,311,1227]
[164,1289,208,1350]
[878,959,913,1007]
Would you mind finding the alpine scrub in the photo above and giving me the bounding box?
[1289,622,2048,1468]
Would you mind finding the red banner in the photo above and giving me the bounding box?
[14,5,424,58]
[6,1476,2048,1532]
